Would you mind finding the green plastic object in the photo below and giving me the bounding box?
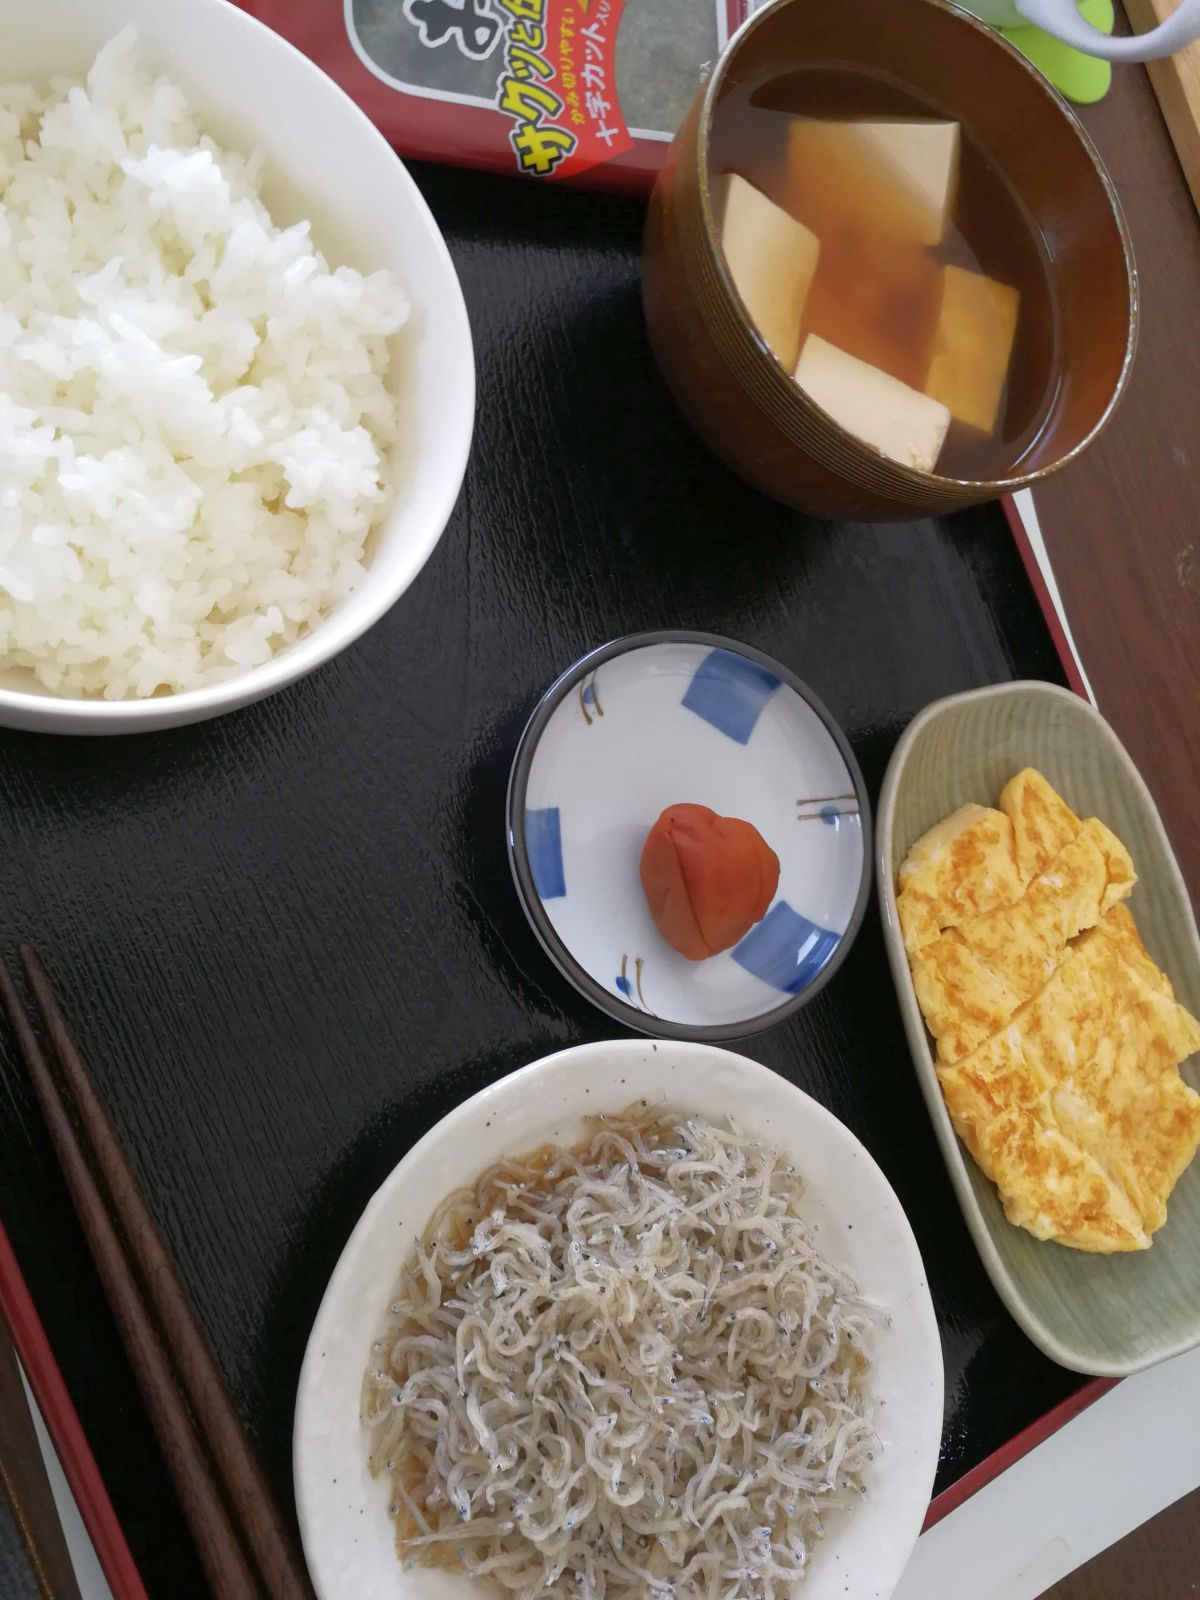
[1000,0,1115,104]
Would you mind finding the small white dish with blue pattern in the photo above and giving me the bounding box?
[507,632,870,1039]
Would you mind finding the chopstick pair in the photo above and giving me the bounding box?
[0,948,314,1600]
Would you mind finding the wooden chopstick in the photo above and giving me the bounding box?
[0,1219,147,1600]
[19,948,314,1600]
[0,962,261,1600]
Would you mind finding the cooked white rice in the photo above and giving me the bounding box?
[0,30,408,700]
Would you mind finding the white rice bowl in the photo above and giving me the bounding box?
[0,29,409,701]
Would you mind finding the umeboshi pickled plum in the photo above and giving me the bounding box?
[640,802,780,960]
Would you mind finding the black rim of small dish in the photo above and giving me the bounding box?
[506,630,873,1041]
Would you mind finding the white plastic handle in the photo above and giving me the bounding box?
[1015,0,1200,60]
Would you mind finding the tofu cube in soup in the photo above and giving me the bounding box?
[716,172,820,371]
[785,118,960,247]
[794,334,951,473]
[925,264,1020,435]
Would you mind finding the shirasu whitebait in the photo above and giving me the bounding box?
[363,1110,879,1600]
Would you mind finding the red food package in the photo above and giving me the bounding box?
[237,0,752,191]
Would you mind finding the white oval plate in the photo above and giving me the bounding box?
[294,1039,943,1600]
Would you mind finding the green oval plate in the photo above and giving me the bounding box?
[877,680,1200,1376]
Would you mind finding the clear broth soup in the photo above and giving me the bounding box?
[710,65,1063,481]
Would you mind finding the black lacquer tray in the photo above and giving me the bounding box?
[0,166,1087,1596]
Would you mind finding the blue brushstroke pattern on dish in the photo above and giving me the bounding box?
[526,806,566,900]
[731,901,840,994]
[681,649,781,745]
